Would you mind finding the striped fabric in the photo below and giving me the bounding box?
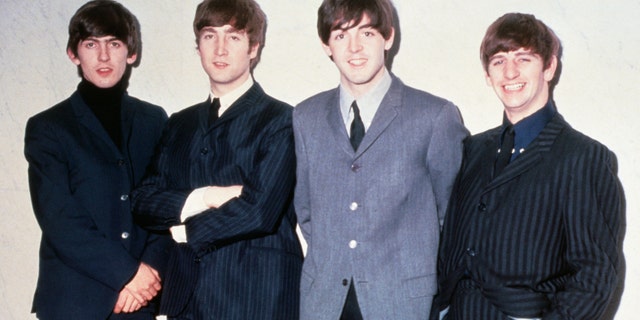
[437,113,625,319]
[132,83,303,319]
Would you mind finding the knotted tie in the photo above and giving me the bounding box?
[209,97,220,126]
[349,101,365,151]
[494,125,514,176]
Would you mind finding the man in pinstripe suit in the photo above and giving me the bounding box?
[434,13,625,320]
[131,0,302,319]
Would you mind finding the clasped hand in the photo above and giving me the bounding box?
[113,262,161,313]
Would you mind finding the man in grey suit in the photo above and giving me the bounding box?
[293,0,468,319]
[434,13,625,320]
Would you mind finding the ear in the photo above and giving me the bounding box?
[249,43,260,60]
[67,48,81,66]
[484,69,493,87]
[384,27,395,51]
[126,53,138,65]
[321,40,332,58]
[543,55,558,82]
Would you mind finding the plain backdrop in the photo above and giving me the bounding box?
[1,0,638,319]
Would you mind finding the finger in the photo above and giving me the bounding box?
[125,286,147,304]
[122,293,136,313]
[113,293,125,313]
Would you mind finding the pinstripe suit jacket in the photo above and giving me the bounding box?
[436,112,625,319]
[294,75,468,320]
[132,83,303,319]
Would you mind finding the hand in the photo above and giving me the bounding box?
[203,185,243,208]
[113,287,144,313]
[117,263,161,310]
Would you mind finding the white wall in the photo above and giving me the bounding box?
[1,0,638,318]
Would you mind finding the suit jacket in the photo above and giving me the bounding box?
[436,112,625,319]
[293,75,468,320]
[132,83,303,319]
[24,91,171,320]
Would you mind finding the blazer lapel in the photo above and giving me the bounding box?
[71,92,121,156]
[325,88,355,155]
[484,114,567,192]
[354,77,401,157]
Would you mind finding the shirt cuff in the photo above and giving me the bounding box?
[170,225,187,243]
[181,186,209,221]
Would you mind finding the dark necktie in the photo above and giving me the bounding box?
[209,97,220,126]
[349,101,365,151]
[494,125,514,176]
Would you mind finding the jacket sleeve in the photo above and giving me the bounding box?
[426,102,468,227]
[24,117,138,292]
[131,119,193,230]
[292,109,312,246]
[544,146,624,319]
[183,118,297,253]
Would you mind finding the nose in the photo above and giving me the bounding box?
[215,37,227,56]
[349,36,362,53]
[504,59,519,79]
[98,45,109,62]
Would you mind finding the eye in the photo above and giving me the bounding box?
[334,33,345,41]
[230,35,241,41]
[491,59,504,66]
[84,41,96,49]
[363,31,375,37]
[109,41,121,48]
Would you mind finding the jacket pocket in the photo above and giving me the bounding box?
[403,274,437,298]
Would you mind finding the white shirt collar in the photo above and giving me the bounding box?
[210,76,254,116]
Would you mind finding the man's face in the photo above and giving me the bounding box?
[485,47,557,120]
[197,25,258,96]
[67,36,136,88]
[322,14,394,97]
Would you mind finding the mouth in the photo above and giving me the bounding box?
[504,83,525,91]
[213,62,228,68]
[348,58,367,67]
[96,68,113,76]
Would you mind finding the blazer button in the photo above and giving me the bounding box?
[200,148,209,155]
[342,279,348,286]
[466,248,476,257]
[194,257,201,263]
[120,194,129,201]
[349,202,358,211]
[121,232,130,239]
[349,240,358,249]
[477,202,487,212]
[117,159,125,166]
[351,163,361,172]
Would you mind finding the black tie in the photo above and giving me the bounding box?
[349,101,365,151]
[494,125,514,176]
[209,98,220,126]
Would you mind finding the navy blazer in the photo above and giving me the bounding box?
[25,91,171,319]
[133,83,303,319]
[436,112,625,319]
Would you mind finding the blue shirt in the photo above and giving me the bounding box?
[501,100,557,161]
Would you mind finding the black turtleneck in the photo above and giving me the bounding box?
[77,78,126,150]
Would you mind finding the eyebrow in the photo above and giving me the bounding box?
[201,26,245,34]
[83,36,121,43]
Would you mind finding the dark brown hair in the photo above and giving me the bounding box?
[67,0,141,66]
[480,13,563,91]
[317,0,394,45]
[193,0,266,69]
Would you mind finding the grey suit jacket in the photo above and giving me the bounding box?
[293,74,468,320]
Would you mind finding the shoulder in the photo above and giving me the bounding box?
[294,87,337,118]
[125,95,168,121]
[393,77,457,112]
[26,95,76,133]
[556,120,616,165]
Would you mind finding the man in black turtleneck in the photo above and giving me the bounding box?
[24,1,171,319]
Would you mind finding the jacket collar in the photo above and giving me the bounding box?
[327,74,402,158]
[483,112,569,192]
